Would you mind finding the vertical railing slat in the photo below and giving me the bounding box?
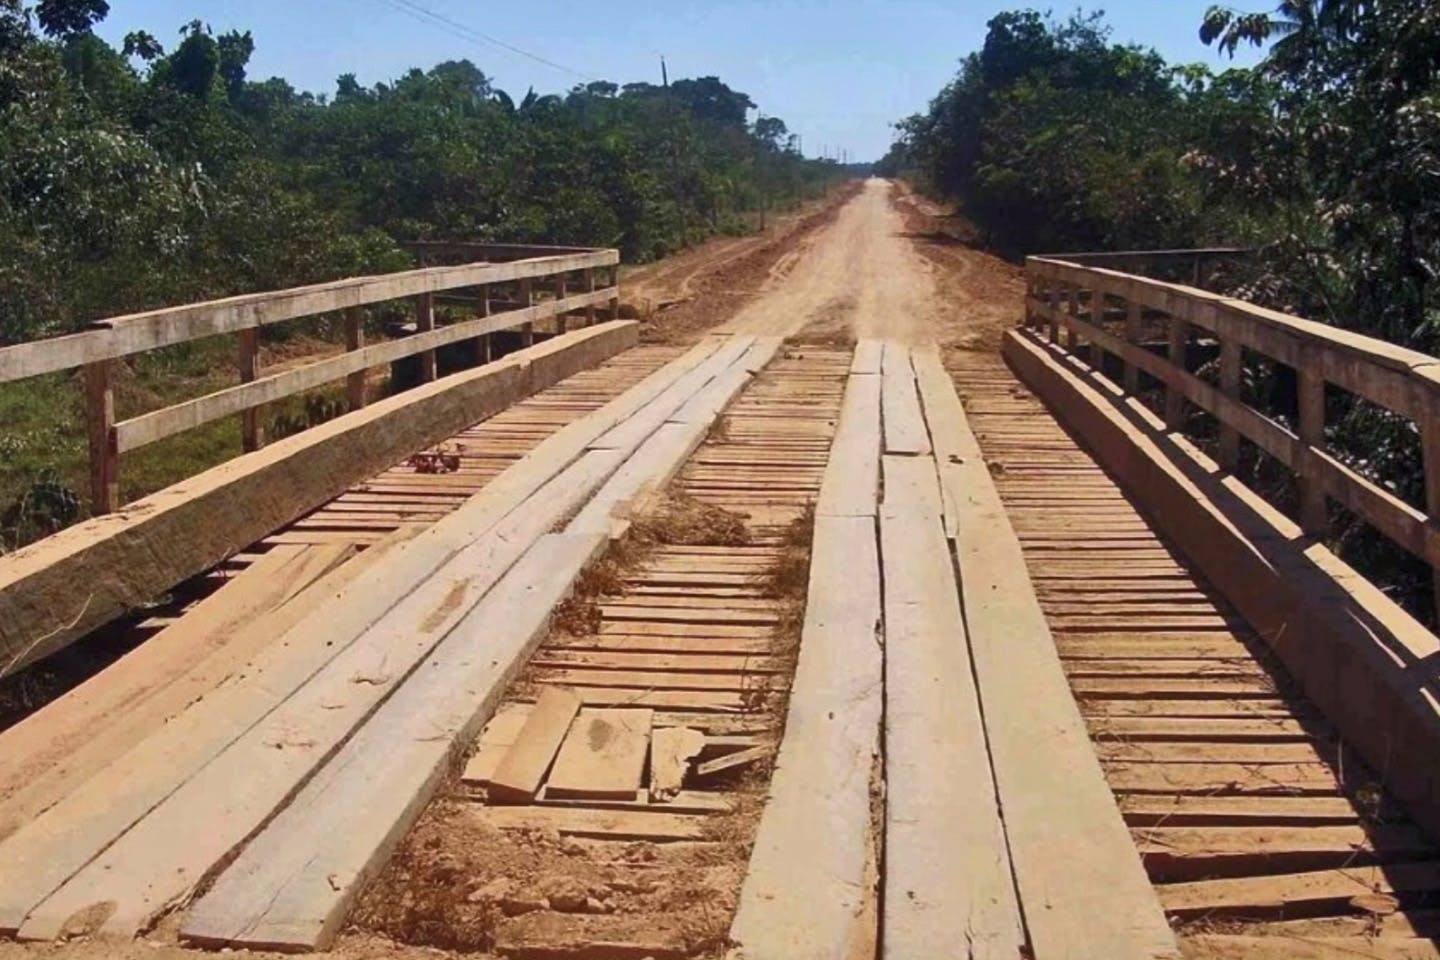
[1297,363,1328,536]
[477,283,492,365]
[415,292,437,383]
[1164,315,1189,430]
[1219,338,1241,471]
[520,278,535,347]
[344,306,366,412]
[84,360,119,515]
[239,328,264,452]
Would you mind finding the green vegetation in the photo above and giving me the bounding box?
[0,0,843,550]
[882,3,1440,622]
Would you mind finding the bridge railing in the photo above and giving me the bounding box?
[1024,254,1440,622]
[0,246,620,515]
[1036,247,1250,289]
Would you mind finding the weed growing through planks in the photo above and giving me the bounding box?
[629,492,750,547]
[550,596,601,637]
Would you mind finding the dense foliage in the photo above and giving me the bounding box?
[0,0,838,345]
[876,10,1269,257]
[884,3,1440,622]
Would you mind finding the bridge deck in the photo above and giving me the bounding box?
[0,334,1436,960]
[953,348,1440,958]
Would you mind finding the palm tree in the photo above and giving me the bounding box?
[1201,1,1361,72]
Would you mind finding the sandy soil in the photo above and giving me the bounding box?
[713,177,1022,345]
[621,183,862,343]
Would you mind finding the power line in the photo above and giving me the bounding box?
[368,0,596,83]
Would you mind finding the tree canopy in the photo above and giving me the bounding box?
[0,2,837,345]
[881,2,1440,620]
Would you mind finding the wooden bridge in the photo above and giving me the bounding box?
[1,241,1439,960]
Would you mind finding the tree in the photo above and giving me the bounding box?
[34,0,107,39]
[122,30,163,61]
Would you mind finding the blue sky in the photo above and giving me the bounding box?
[93,1,1264,161]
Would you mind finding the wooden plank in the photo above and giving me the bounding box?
[174,338,756,949]
[238,327,264,451]
[878,453,1022,959]
[880,342,930,455]
[1157,861,1440,917]
[545,709,653,800]
[1086,716,1317,741]
[112,287,619,453]
[460,703,533,786]
[4,451,618,941]
[730,514,881,960]
[1180,935,1440,960]
[1004,328,1440,838]
[1118,794,1363,826]
[486,687,581,803]
[913,347,1179,960]
[649,727,704,800]
[849,339,882,375]
[815,371,880,518]
[470,804,706,842]
[344,306,366,410]
[694,744,771,777]
[0,322,639,674]
[0,337,716,935]
[0,249,619,382]
[0,541,353,841]
[1103,761,1342,794]
[1134,824,1433,880]
[179,532,605,952]
[82,360,118,514]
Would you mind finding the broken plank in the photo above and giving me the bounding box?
[545,709,654,801]
[649,727,705,801]
[460,703,534,786]
[1134,824,1433,881]
[1157,861,1440,918]
[694,744,771,778]
[1179,935,1440,960]
[487,688,581,803]
[474,804,707,842]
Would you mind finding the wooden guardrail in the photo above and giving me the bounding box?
[1024,254,1440,622]
[0,247,621,515]
[1036,247,1250,288]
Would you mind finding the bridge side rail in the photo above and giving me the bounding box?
[0,247,622,515]
[1024,255,1440,624]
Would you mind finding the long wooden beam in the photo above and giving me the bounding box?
[729,356,882,959]
[0,250,616,382]
[0,321,637,676]
[912,345,1178,960]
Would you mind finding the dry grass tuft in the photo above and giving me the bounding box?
[631,492,750,547]
[762,502,815,600]
[550,595,601,636]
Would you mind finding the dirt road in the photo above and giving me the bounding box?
[718,177,1022,343]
